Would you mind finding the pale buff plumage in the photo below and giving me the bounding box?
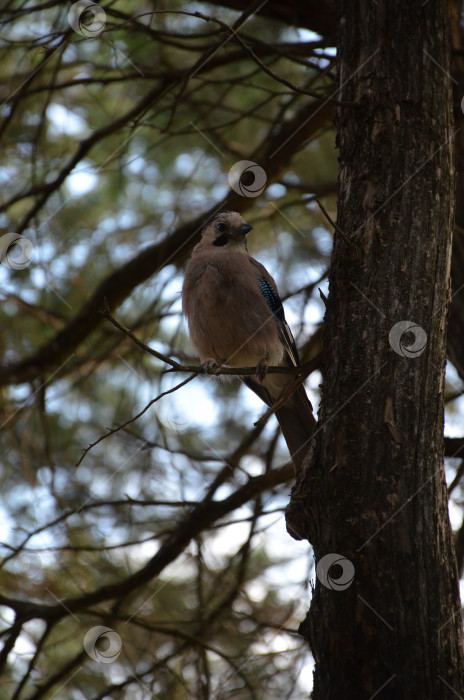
[182,211,316,469]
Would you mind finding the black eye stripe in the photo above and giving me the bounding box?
[213,232,229,246]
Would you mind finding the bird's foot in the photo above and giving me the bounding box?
[201,358,220,374]
[255,359,268,383]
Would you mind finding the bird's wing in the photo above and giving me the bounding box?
[249,257,299,367]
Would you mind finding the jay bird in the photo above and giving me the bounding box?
[182,211,316,470]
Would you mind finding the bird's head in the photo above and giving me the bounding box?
[200,211,253,250]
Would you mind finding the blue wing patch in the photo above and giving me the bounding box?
[257,275,299,366]
[258,276,283,317]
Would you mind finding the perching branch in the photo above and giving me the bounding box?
[74,308,320,465]
[101,305,320,377]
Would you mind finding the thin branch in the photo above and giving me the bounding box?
[315,197,358,248]
[102,305,318,376]
[100,303,182,368]
[75,372,197,467]
[0,616,23,673]
[448,459,464,495]
[254,353,322,426]
[11,623,52,700]
[0,463,293,623]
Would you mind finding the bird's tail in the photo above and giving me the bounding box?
[242,375,316,470]
[274,384,316,470]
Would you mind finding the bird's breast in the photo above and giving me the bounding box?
[183,256,283,367]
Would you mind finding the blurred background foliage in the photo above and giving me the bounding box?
[0,1,462,698]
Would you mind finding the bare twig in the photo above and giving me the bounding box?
[254,354,321,426]
[315,197,358,248]
[75,372,197,467]
[0,464,294,623]
[102,305,316,376]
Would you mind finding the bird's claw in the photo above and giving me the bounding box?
[255,359,268,383]
[201,358,220,374]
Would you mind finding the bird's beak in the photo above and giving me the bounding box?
[231,223,253,237]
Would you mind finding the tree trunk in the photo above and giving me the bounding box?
[287,2,464,698]
[449,0,464,381]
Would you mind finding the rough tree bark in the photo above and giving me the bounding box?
[287,2,464,698]
[449,0,464,381]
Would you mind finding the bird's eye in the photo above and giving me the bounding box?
[215,221,227,232]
